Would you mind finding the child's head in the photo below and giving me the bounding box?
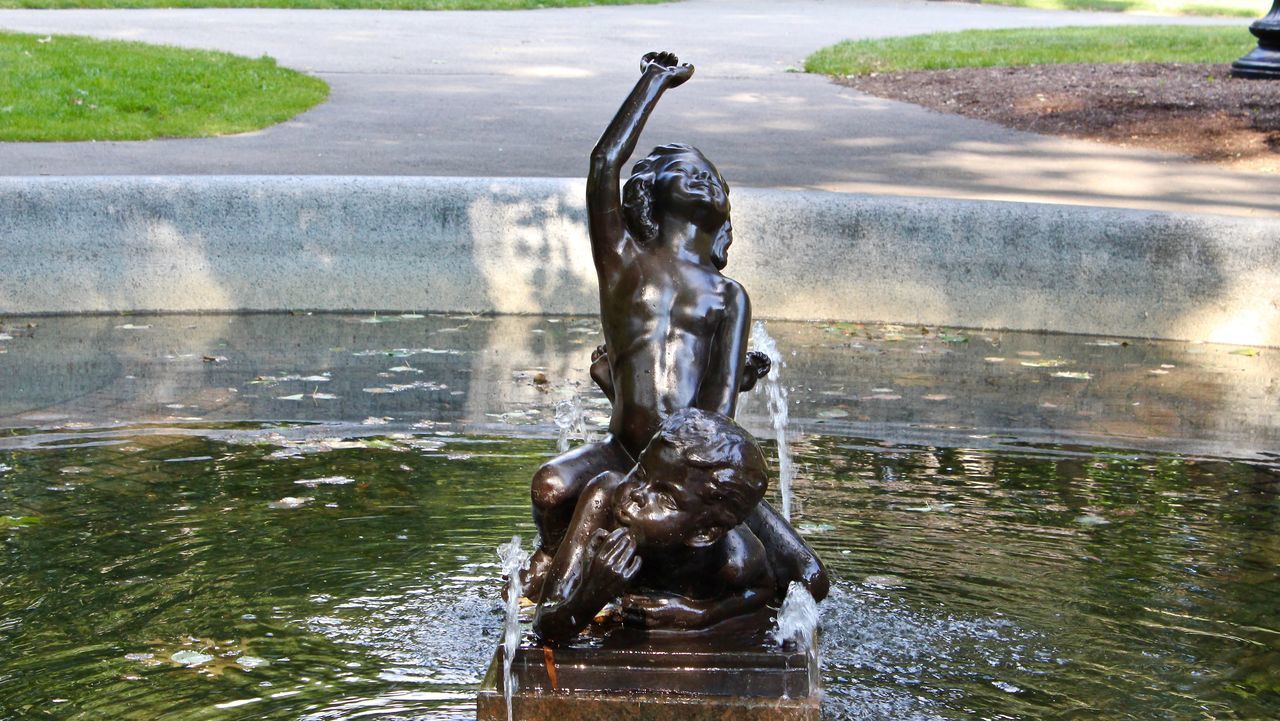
[613,408,768,549]
[622,144,733,267]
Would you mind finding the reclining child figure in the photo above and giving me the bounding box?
[534,409,776,641]
[524,51,827,621]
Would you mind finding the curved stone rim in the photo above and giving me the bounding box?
[2,175,1277,348]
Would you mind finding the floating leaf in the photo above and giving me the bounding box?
[294,476,355,487]
[1021,358,1072,368]
[236,656,270,669]
[939,334,968,343]
[170,651,214,666]
[276,392,337,401]
[1230,348,1261,357]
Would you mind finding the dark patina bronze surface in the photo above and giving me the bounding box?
[1233,1,1280,79]
[522,54,827,638]
[477,624,820,721]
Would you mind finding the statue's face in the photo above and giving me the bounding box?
[612,443,714,549]
[654,152,729,221]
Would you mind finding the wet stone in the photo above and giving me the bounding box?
[477,631,819,721]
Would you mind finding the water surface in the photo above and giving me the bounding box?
[0,314,1276,719]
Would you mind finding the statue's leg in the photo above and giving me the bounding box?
[745,500,830,602]
[523,435,632,599]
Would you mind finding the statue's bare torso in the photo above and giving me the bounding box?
[601,252,744,458]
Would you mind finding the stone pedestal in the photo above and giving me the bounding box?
[1232,1,1280,79]
[476,628,820,720]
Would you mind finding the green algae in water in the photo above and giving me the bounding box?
[0,429,1276,719]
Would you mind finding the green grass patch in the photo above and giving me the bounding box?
[972,0,1265,19]
[0,0,666,7]
[0,31,329,141]
[805,25,1256,76]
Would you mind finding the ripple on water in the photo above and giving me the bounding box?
[0,427,1275,720]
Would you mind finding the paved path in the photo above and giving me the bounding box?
[0,1,1274,216]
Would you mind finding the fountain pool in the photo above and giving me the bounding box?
[0,313,1276,720]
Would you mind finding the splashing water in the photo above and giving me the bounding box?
[773,581,821,696]
[553,394,585,453]
[751,321,793,521]
[496,536,530,721]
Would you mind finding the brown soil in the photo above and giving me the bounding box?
[839,63,1280,172]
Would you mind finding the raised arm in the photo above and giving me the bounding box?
[587,51,693,275]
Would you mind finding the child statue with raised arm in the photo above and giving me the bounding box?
[524,52,827,611]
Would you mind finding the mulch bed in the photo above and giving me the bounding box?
[838,63,1280,171]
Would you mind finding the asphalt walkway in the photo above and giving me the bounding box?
[0,0,1274,216]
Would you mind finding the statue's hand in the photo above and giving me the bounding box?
[641,51,694,87]
[621,592,700,628]
[583,528,641,601]
[739,350,772,393]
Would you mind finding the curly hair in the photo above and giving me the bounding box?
[622,144,731,261]
[647,408,768,527]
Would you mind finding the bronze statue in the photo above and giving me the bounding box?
[533,409,776,641]
[525,52,828,637]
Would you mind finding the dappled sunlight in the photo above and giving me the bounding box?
[505,65,596,80]
[804,128,1280,217]
[830,136,906,149]
[1175,268,1280,347]
[466,180,595,315]
[115,219,233,311]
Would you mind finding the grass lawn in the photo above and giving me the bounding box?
[971,0,1266,19]
[0,31,329,141]
[0,0,665,7]
[805,25,1256,76]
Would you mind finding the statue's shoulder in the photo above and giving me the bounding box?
[719,275,749,309]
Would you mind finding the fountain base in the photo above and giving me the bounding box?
[476,628,820,720]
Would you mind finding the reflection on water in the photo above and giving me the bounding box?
[0,427,1275,720]
[0,314,1276,719]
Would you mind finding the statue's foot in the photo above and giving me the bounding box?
[520,547,555,601]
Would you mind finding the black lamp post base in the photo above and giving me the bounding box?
[1233,2,1280,79]
[1231,46,1280,79]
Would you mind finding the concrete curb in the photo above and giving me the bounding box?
[2,176,1277,346]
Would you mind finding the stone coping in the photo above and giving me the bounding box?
[1,176,1277,347]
